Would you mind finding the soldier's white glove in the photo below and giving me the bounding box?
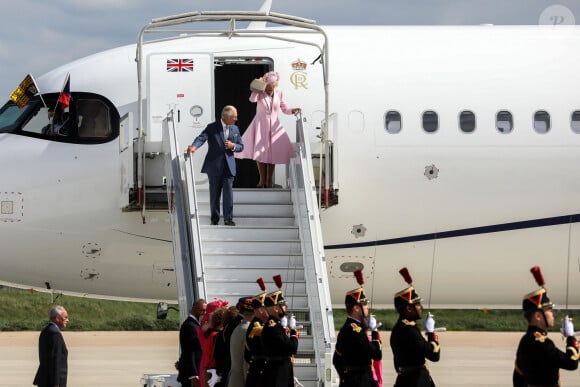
[289,315,297,330]
[281,316,288,328]
[561,315,575,338]
[425,312,435,333]
[207,369,221,387]
[368,314,377,331]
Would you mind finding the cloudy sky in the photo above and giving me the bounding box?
[1,0,579,97]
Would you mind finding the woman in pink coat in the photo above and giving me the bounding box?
[197,300,228,387]
[236,71,300,188]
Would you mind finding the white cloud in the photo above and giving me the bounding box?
[61,0,139,10]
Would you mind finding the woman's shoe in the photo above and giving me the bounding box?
[256,183,264,188]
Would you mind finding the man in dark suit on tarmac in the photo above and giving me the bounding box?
[188,105,243,226]
[34,305,69,387]
[178,299,207,387]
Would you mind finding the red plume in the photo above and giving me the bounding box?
[256,277,266,292]
[530,266,545,287]
[354,269,364,286]
[273,274,283,289]
[399,267,413,285]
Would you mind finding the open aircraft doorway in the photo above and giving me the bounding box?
[214,58,271,188]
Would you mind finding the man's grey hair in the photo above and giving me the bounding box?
[49,305,66,321]
[221,105,237,118]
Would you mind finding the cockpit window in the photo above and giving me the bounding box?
[0,92,118,143]
[77,100,112,138]
[0,101,39,132]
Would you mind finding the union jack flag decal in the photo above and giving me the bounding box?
[166,58,194,72]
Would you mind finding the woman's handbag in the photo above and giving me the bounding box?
[250,78,267,92]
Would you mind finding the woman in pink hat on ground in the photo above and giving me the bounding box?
[236,71,300,188]
[197,299,228,387]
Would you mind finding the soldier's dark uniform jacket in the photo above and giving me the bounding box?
[390,318,440,387]
[244,317,266,387]
[261,315,299,387]
[333,316,382,387]
[513,325,579,386]
[513,267,580,387]
[214,313,243,387]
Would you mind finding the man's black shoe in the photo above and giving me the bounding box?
[224,220,236,226]
[211,220,219,225]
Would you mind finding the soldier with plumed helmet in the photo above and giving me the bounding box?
[513,266,579,386]
[333,269,382,387]
[389,267,440,387]
[244,278,269,387]
[260,274,299,387]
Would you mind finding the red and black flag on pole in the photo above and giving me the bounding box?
[54,73,71,114]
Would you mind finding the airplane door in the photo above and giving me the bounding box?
[147,53,214,187]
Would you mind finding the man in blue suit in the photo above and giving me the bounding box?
[188,105,243,226]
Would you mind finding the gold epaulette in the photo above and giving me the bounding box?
[402,319,416,326]
[268,319,277,327]
[533,331,547,343]
[430,341,441,353]
[350,322,362,333]
[248,321,264,338]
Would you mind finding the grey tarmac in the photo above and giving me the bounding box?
[1,331,578,386]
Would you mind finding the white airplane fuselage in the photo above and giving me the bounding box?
[1,25,580,309]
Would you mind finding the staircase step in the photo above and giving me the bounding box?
[205,287,309,309]
[196,216,295,227]
[201,254,303,267]
[203,268,305,281]
[293,363,319,385]
[199,225,299,240]
[196,203,294,217]
[205,280,306,295]
[202,240,301,255]
[196,188,291,204]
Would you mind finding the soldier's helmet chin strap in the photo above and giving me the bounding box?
[539,307,550,330]
[363,304,369,321]
[413,303,421,317]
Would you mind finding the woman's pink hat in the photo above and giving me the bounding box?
[263,71,279,84]
[200,299,229,324]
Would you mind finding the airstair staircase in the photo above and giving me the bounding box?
[161,113,337,386]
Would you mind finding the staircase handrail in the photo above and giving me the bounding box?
[289,113,337,386]
[162,112,206,322]
[183,146,207,304]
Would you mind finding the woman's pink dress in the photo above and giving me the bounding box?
[369,334,383,386]
[236,88,294,164]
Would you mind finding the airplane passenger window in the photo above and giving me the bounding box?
[385,110,401,133]
[459,110,476,133]
[572,111,580,133]
[496,110,513,134]
[422,111,438,133]
[533,111,550,134]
